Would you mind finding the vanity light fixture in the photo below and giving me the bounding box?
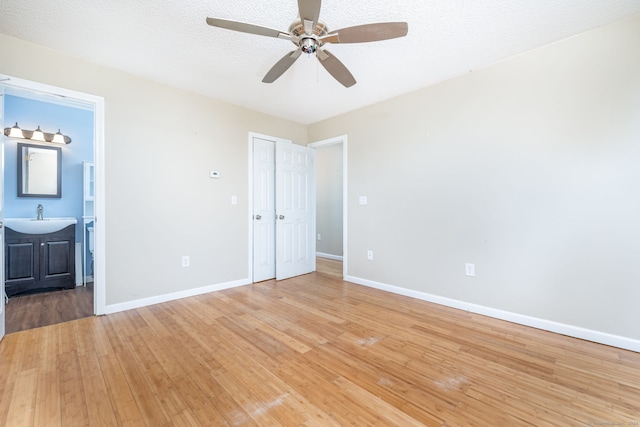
[3,122,72,144]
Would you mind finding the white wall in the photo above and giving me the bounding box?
[0,33,307,306]
[309,16,640,342]
[315,143,343,258]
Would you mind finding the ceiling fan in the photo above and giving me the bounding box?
[206,0,408,88]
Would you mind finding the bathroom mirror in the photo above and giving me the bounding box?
[17,143,62,198]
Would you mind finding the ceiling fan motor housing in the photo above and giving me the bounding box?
[289,20,328,54]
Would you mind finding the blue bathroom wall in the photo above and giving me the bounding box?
[4,94,94,275]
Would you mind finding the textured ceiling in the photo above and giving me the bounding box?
[1,1,639,124]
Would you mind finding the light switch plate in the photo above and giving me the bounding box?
[465,263,475,276]
[209,170,220,178]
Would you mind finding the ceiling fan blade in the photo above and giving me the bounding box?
[297,0,321,34]
[317,49,356,88]
[320,22,408,44]
[206,17,286,38]
[262,49,303,83]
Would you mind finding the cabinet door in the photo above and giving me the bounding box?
[40,233,75,289]
[5,239,38,296]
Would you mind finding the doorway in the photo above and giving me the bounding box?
[249,133,316,282]
[308,135,347,280]
[0,74,105,340]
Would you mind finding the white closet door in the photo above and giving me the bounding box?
[275,140,316,280]
[252,137,276,282]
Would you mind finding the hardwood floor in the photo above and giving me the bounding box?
[5,283,94,334]
[1,259,639,426]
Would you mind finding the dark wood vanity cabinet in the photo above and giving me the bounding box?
[5,225,76,297]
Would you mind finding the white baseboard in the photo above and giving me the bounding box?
[316,252,344,261]
[105,278,251,315]
[345,275,640,353]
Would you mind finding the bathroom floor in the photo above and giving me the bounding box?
[5,283,93,334]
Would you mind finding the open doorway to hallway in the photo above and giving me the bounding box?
[309,135,347,279]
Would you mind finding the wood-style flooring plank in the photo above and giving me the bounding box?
[1,258,639,426]
[34,327,61,426]
[57,323,90,427]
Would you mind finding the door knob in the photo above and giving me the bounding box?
[255,215,262,220]
[278,215,285,220]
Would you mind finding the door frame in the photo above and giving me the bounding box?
[308,135,348,280]
[248,132,292,282]
[0,74,106,315]
[0,86,4,339]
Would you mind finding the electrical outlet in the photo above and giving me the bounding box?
[367,250,374,261]
[359,196,368,205]
[182,256,190,267]
[465,263,475,277]
[317,233,322,241]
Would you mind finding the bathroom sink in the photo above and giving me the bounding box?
[4,217,77,234]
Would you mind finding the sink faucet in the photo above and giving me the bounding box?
[37,204,43,220]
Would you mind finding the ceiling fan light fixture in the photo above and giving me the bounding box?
[301,38,317,54]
